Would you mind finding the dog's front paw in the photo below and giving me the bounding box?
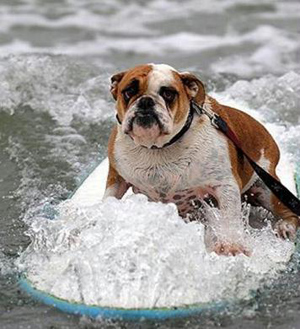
[274,219,298,241]
[213,241,251,257]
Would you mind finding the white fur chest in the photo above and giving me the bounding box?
[114,116,233,200]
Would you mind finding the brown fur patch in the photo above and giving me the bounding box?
[170,71,206,124]
[205,96,280,191]
[113,64,152,122]
[106,125,118,188]
[169,71,191,124]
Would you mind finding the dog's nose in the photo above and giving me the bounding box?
[138,97,155,110]
[134,96,158,128]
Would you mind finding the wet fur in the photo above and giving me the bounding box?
[104,64,299,255]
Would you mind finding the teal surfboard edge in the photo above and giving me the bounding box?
[295,163,300,198]
[19,276,229,320]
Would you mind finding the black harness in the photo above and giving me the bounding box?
[116,102,300,217]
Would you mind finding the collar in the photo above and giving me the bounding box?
[116,101,205,149]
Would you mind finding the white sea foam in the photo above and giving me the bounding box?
[218,71,300,120]
[0,0,298,89]
[18,195,294,309]
[0,0,239,34]
[0,55,113,125]
[211,26,300,77]
[0,251,15,276]
[0,0,299,81]
[2,24,298,61]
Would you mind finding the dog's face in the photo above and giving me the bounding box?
[110,64,205,148]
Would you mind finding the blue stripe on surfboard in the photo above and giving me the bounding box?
[295,165,300,198]
[19,277,228,320]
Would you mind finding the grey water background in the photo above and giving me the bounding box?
[0,0,300,328]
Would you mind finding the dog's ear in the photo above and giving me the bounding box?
[110,71,127,100]
[180,72,205,105]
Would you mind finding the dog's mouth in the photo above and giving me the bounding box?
[131,110,161,129]
[124,110,169,148]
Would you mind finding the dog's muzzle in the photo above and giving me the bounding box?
[130,96,160,129]
[134,111,159,128]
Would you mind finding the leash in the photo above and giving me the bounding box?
[191,101,300,217]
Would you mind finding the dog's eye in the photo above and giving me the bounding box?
[161,88,177,103]
[123,81,139,102]
[124,87,136,101]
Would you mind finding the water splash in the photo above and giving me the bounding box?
[0,55,113,125]
[18,194,294,309]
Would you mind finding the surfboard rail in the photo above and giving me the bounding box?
[19,276,230,320]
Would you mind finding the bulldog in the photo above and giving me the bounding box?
[103,63,299,256]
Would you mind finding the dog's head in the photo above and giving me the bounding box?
[110,64,205,148]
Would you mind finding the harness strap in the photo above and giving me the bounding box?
[191,101,300,217]
[158,106,194,148]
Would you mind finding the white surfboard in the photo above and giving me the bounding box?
[71,156,297,206]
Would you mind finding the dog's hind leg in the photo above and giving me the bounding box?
[245,170,299,241]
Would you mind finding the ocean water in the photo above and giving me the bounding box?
[0,0,300,328]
